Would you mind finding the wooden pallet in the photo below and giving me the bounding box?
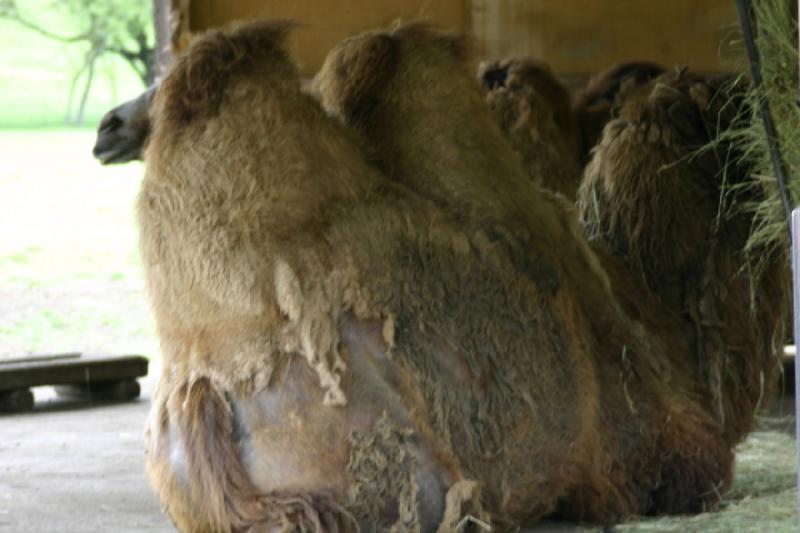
[0,353,148,413]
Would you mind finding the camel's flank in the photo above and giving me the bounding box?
[140,19,611,532]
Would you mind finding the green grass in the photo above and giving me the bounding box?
[0,129,158,357]
[0,3,158,356]
[0,130,142,282]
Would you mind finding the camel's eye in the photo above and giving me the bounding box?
[482,66,508,90]
[100,114,123,133]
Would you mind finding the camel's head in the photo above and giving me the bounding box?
[92,85,155,165]
[575,61,666,162]
[579,69,752,289]
[478,58,580,161]
[576,61,668,113]
[315,22,476,128]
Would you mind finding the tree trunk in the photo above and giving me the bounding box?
[74,45,100,126]
[64,68,82,125]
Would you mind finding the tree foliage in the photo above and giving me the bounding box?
[0,0,155,125]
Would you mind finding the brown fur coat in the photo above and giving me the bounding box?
[141,21,599,532]
[315,22,773,525]
[578,70,788,446]
[574,61,666,164]
[479,58,583,200]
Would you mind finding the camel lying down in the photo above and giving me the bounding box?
[139,20,787,532]
[142,21,596,531]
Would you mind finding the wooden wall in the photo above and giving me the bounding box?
[185,0,468,75]
[175,0,741,78]
[470,0,740,76]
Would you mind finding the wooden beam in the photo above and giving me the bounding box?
[0,354,148,393]
[471,0,739,75]
[171,1,742,81]
[186,0,469,75]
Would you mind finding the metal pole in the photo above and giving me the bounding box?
[736,0,793,238]
[793,210,800,524]
[795,2,800,525]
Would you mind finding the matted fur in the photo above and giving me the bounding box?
[316,22,764,525]
[574,61,666,164]
[314,22,627,347]
[479,58,582,199]
[140,20,615,531]
[578,68,788,458]
[140,19,781,531]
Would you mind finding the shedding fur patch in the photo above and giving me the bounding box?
[149,375,360,533]
[437,480,487,533]
[382,313,396,351]
[346,412,420,531]
[274,259,347,406]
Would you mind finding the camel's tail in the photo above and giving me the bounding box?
[147,376,358,532]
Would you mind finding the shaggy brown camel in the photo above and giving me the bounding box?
[578,70,788,446]
[315,22,763,524]
[141,21,603,531]
[478,58,583,200]
[574,61,666,164]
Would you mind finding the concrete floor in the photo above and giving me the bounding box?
[0,382,173,533]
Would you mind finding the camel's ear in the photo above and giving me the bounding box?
[318,33,397,124]
[158,20,296,125]
[433,31,472,63]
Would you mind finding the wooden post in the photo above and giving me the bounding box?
[152,0,172,78]
[0,389,34,413]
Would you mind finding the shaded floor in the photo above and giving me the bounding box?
[0,382,172,533]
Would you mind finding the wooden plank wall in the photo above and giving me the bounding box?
[182,0,742,78]
[471,0,740,77]
[187,0,469,75]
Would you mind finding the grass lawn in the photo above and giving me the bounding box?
[0,7,146,128]
[0,129,158,358]
[0,5,156,357]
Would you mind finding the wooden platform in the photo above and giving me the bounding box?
[0,353,149,413]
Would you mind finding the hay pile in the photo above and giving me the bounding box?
[724,0,800,267]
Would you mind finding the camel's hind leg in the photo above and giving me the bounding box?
[145,313,487,532]
[145,376,358,532]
